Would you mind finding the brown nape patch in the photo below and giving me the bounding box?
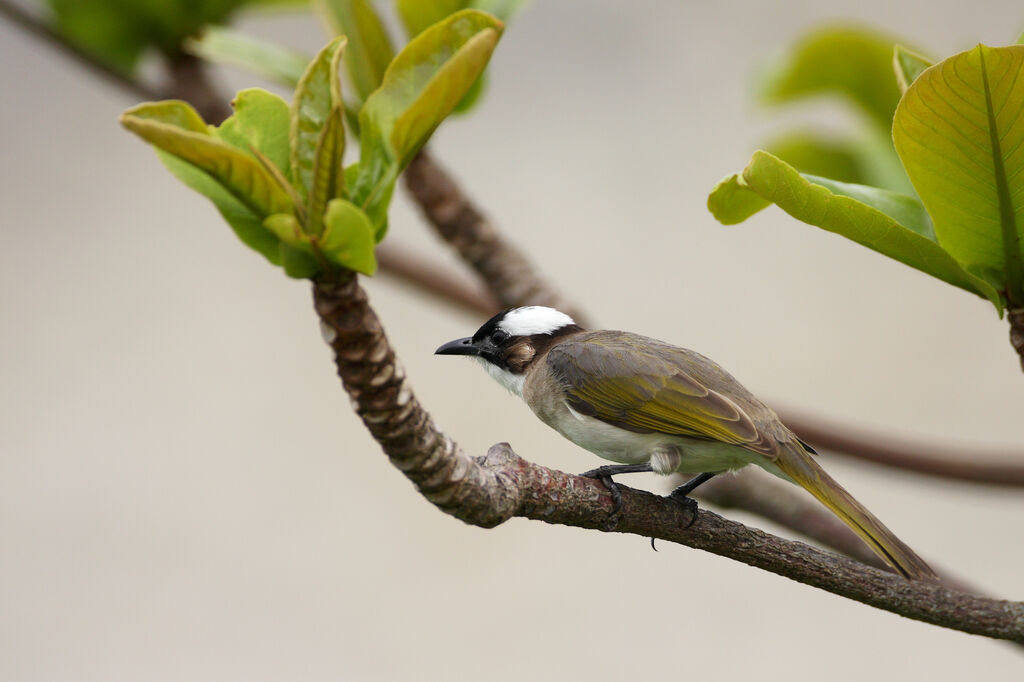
[504,340,536,372]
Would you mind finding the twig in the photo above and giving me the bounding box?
[403,150,590,326]
[312,269,1024,643]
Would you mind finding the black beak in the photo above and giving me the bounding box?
[435,337,479,356]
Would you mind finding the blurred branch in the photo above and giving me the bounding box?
[0,0,161,101]
[0,0,229,122]
[779,409,1024,487]
[313,269,1024,644]
[403,150,591,326]
[377,243,497,315]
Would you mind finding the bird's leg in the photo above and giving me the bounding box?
[668,472,717,528]
[579,463,653,528]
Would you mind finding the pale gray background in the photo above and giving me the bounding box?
[3,1,1024,680]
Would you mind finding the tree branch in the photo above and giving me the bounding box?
[403,150,590,326]
[312,269,1024,643]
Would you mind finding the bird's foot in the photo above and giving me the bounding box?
[667,489,700,529]
[579,463,653,530]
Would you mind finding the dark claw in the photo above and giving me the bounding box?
[668,488,700,529]
[580,463,652,530]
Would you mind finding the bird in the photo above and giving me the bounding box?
[435,305,937,581]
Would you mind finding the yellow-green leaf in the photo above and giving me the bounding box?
[121,101,294,218]
[396,0,468,38]
[291,36,347,203]
[184,27,309,87]
[319,198,377,275]
[351,10,502,232]
[708,151,1001,309]
[893,44,1024,303]
[316,0,395,103]
[757,25,907,131]
[216,88,292,181]
[307,108,347,235]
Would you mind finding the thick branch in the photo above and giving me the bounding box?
[312,270,1024,643]
[403,150,590,326]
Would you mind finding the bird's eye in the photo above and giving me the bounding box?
[491,329,510,344]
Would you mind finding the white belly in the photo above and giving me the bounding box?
[536,398,764,475]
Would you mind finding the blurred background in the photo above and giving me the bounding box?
[3,0,1024,679]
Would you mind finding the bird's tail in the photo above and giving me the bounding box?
[774,445,938,582]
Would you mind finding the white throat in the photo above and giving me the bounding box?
[477,357,526,397]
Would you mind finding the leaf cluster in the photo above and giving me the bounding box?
[711,29,1024,312]
[121,10,504,278]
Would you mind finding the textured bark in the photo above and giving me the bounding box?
[312,270,1024,643]
[1011,307,1024,373]
[403,150,589,326]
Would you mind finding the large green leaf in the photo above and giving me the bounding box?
[708,151,1001,308]
[290,36,347,205]
[893,44,1024,304]
[184,27,309,86]
[758,25,907,131]
[351,9,503,233]
[315,0,395,103]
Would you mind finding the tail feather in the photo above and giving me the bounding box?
[774,447,938,582]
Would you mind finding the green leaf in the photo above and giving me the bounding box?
[315,0,395,103]
[121,99,297,265]
[396,0,468,37]
[764,133,867,185]
[264,212,307,244]
[122,101,294,218]
[351,9,503,232]
[893,44,1024,304]
[893,45,932,94]
[757,25,907,131]
[184,27,309,86]
[216,88,293,181]
[708,151,1002,308]
[159,151,282,264]
[308,109,347,235]
[290,36,347,204]
[279,243,322,278]
[319,199,378,274]
[452,72,487,114]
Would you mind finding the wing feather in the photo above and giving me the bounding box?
[548,331,786,457]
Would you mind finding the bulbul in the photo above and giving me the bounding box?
[436,306,937,581]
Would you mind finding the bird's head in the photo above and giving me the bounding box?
[435,306,582,395]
